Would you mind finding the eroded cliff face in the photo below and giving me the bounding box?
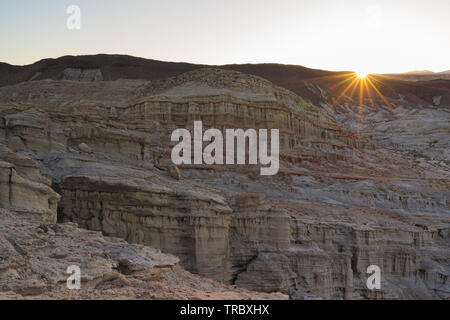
[0,68,448,299]
[0,144,59,222]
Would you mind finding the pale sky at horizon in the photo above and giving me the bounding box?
[1,0,449,73]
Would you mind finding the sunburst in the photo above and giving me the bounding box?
[356,71,368,79]
[303,70,405,131]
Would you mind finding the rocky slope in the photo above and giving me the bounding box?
[0,209,286,300]
[0,148,286,300]
[0,66,448,299]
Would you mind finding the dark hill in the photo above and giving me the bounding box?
[1,54,449,106]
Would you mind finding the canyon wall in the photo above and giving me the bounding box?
[0,68,448,299]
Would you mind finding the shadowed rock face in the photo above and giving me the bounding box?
[62,68,104,82]
[0,67,449,299]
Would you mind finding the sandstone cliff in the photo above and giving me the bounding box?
[0,68,448,299]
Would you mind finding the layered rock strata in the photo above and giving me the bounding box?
[0,68,448,299]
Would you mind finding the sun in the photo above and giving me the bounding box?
[356,71,367,79]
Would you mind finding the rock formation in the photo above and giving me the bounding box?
[0,66,448,299]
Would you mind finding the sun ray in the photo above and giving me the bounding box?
[302,72,356,82]
[365,77,376,108]
[349,78,360,100]
[365,77,405,126]
[373,73,408,82]
[334,74,358,89]
[359,78,365,106]
[357,78,365,135]
[366,74,387,88]
[333,75,359,105]
[366,77,395,111]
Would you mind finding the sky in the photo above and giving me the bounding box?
[0,0,449,73]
